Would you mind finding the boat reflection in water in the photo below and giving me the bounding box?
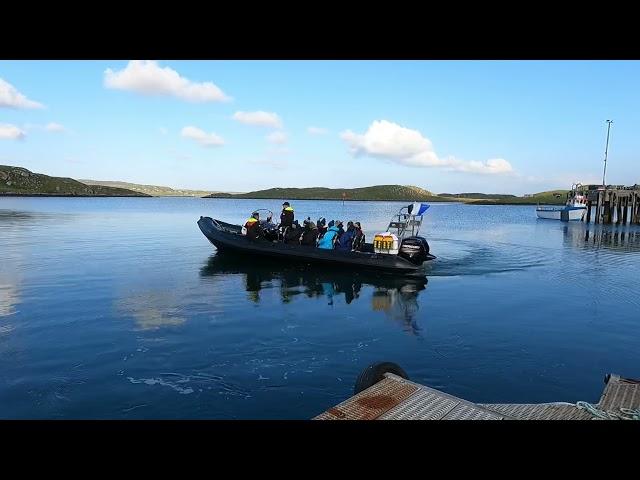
[563,224,640,253]
[200,253,428,335]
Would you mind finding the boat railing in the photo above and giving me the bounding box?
[387,207,424,240]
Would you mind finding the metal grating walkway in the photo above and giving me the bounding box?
[314,372,640,420]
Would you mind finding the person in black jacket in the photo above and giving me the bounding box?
[352,221,365,251]
[280,202,294,229]
[283,220,302,244]
[244,211,263,240]
[300,217,318,246]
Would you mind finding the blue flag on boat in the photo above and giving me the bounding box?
[409,202,430,215]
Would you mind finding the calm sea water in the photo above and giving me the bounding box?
[1,197,639,419]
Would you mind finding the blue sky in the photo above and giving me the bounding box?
[1,60,639,194]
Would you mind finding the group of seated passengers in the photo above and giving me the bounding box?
[243,201,366,252]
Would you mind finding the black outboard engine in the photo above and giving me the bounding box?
[399,236,430,265]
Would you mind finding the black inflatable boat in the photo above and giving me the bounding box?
[197,204,435,275]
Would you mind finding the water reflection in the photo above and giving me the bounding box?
[200,253,428,335]
[563,224,640,253]
[115,291,186,330]
[0,283,19,318]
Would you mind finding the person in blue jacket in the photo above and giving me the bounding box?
[336,221,356,250]
[317,221,340,249]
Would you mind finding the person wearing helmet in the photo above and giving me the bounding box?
[244,211,263,240]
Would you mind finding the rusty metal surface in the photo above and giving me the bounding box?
[598,375,640,412]
[380,379,507,420]
[314,371,636,421]
[313,376,419,420]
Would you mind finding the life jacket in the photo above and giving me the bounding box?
[280,207,294,228]
[244,217,260,239]
[317,226,340,249]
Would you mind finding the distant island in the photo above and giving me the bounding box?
[0,165,148,197]
[1,164,569,204]
[204,185,444,202]
[204,185,568,205]
[79,179,237,197]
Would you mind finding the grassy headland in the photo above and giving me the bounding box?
[79,179,231,197]
[0,166,148,197]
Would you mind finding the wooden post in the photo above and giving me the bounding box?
[631,193,636,224]
[586,200,592,223]
[595,191,602,224]
[623,196,629,224]
[616,195,622,224]
[603,191,611,224]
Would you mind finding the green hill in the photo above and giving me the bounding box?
[79,179,233,197]
[439,192,518,200]
[204,185,443,202]
[0,165,149,197]
[467,190,569,205]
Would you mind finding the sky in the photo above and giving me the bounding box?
[1,60,639,195]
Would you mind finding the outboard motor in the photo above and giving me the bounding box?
[399,236,430,265]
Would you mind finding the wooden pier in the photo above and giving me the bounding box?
[314,372,640,420]
[583,184,640,225]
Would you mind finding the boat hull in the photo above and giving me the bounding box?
[197,216,435,274]
[536,206,586,221]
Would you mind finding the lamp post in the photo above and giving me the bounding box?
[602,119,613,186]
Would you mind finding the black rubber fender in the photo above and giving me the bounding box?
[354,361,409,395]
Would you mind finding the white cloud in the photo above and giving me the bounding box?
[307,126,328,135]
[104,60,230,103]
[0,124,25,140]
[233,111,282,128]
[341,120,513,175]
[45,122,65,132]
[0,78,44,109]
[181,126,224,147]
[266,131,288,144]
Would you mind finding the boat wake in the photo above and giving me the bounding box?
[424,238,549,277]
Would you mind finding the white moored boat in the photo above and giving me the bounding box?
[536,183,588,221]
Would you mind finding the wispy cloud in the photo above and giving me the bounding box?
[0,123,26,140]
[104,60,231,103]
[233,111,282,129]
[180,126,224,147]
[341,120,514,175]
[159,127,168,135]
[307,126,328,135]
[0,78,44,109]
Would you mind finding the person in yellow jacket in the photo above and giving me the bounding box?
[244,211,262,239]
[280,201,294,229]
